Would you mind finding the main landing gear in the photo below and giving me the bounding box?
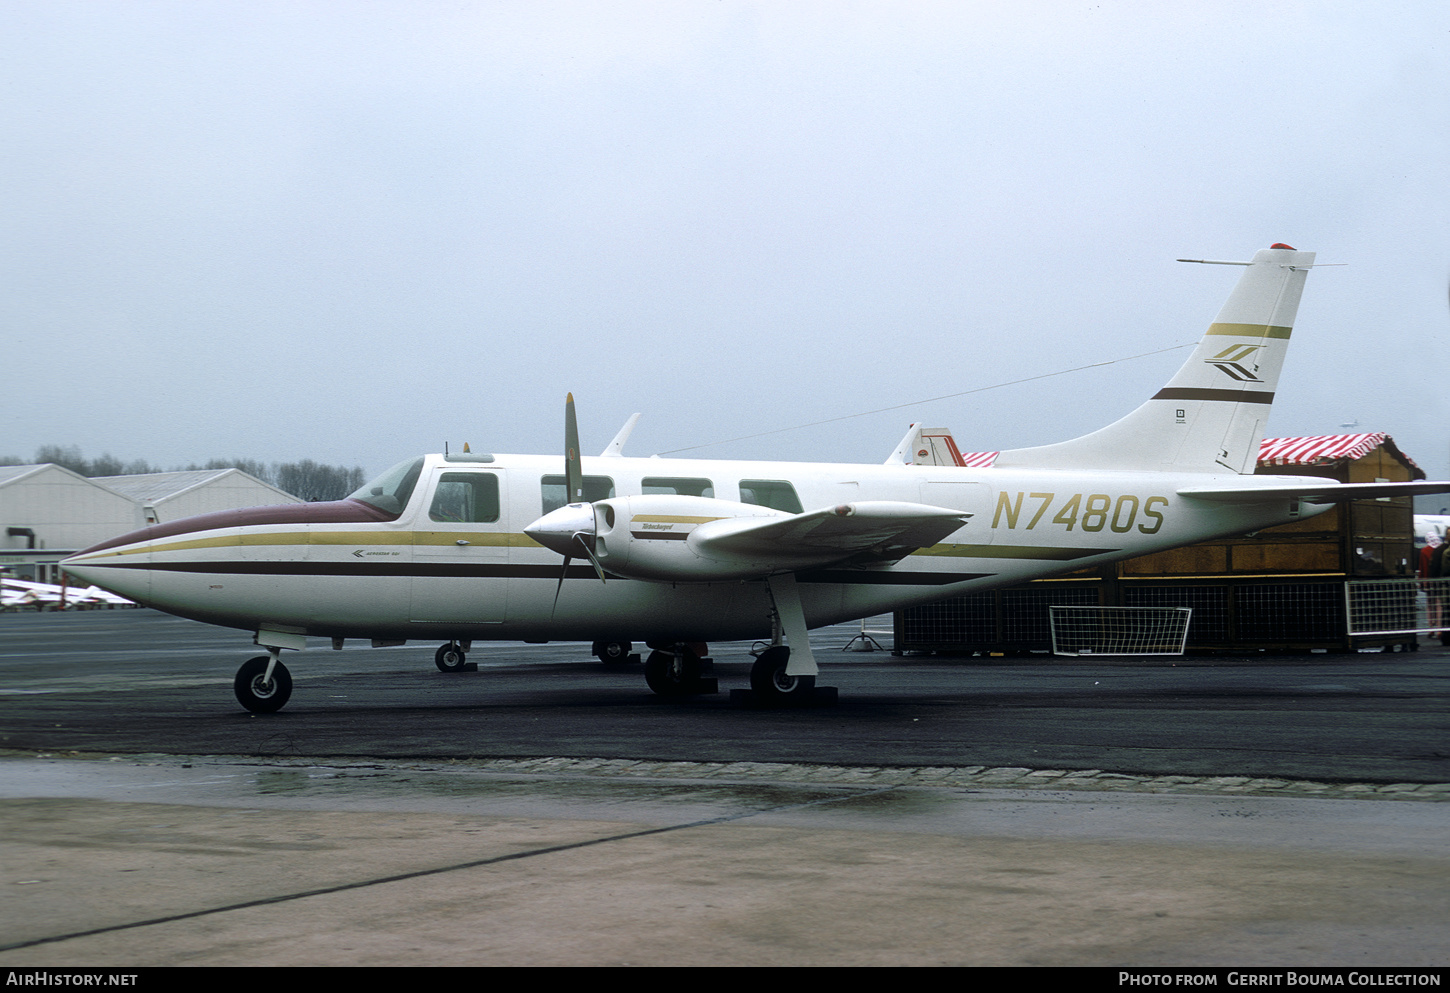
[740,574,831,707]
[641,578,833,705]
[435,641,476,673]
[749,644,815,701]
[592,640,638,666]
[234,651,293,714]
[644,642,717,697]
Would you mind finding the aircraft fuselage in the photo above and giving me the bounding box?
[62,451,1327,645]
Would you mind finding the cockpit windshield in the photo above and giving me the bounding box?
[348,457,424,518]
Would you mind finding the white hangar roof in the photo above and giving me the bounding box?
[95,468,299,508]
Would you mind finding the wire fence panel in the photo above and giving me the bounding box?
[1049,605,1192,657]
[1345,578,1450,636]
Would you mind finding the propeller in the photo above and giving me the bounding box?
[564,391,583,504]
[525,393,608,615]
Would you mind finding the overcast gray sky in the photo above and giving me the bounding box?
[4,1,1448,481]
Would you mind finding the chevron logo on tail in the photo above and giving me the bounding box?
[1207,343,1264,382]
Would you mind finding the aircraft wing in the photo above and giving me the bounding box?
[690,501,971,569]
[1179,480,1450,505]
[75,584,134,605]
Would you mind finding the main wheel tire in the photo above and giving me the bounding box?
[594,640,632,665]
[234,655,293,714]
[644,647,700,696]
[435,643,467,673]
[750,646,815,703]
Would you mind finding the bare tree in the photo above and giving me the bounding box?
[21,446,365,500]
[274,460,366,502]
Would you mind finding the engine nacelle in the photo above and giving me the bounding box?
[591,494,788,582]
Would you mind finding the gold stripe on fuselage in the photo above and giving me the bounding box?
[73,530,1099,566]
[408,532,539,547]
[910,543,1112,560]
[72,529,540,559]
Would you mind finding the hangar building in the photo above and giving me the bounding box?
[94,469,299,527]
[1,465,300,585]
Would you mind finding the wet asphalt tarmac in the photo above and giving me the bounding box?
[1,608,1448,966]
[4,608,1450,782]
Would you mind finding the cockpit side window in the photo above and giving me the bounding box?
[348,457,424,519]
[429,473,500,523]
[540,475,615,515]
[642,477,714,498]
[738,479,803,514]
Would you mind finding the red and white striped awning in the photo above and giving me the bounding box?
[1257,433,1418,470]
[944,433,1417,472]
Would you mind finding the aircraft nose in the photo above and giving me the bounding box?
[59,555,150,604]
[60,558,97,584]
[523,502,596,555]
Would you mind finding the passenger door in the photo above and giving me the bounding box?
[411,468,510,624]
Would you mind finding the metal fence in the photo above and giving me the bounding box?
[1048,605,1193,657]
[900,578,1433,654]
[1345,577,1450,637]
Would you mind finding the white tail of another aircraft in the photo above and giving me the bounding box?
[994,244,1315,474]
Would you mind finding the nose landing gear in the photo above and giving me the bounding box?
[234,651,293,713]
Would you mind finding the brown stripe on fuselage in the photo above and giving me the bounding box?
[79,559,989,586]
[76,499,399,556]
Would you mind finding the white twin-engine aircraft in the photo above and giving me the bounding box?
[61,245,1450,712]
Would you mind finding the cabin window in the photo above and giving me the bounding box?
[738,479,803,514]
[429,473,500,523]
[540,475,615,515]
[349,457,424,518]
[642,477,714,498]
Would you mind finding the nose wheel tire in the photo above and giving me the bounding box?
[645,647,701,696]
[234,656,293,713]
[593,640,633,666]
[435,643,468,673]
[750,646,815,703]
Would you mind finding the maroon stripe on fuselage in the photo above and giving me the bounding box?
[77,499,399,555]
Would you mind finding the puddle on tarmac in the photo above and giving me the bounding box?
[245,765,962,822]
[246,765,858,811]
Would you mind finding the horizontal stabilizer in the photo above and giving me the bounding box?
[1179,480,1450,505]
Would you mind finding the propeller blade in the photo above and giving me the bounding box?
[575,532,607,584]
[565,392,583,504]
[545,396,602,617]
[551,553,573,618]
[550,541,605,619]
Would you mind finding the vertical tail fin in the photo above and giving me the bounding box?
[993,245,1315,474]
[884,424,968,466]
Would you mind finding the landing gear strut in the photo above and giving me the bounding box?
[740,574,831,706]
[234,652,292,713]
